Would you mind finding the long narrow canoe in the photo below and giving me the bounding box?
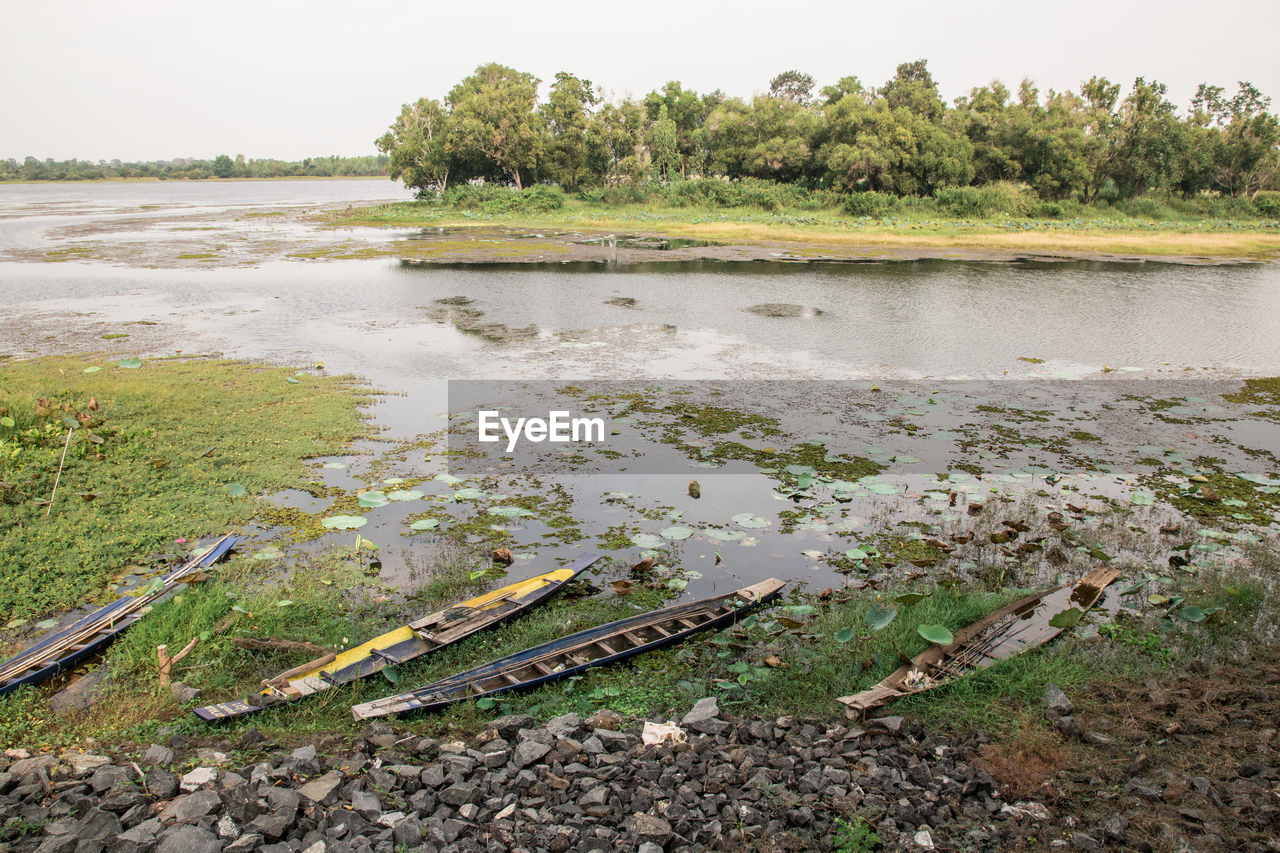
[194,552,604,721]
[352,577,787,720]
[837,565,1120,715]
[0,533,238,697]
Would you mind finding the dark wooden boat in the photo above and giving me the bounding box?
[837,565,1120,714]
[0,533,238,697]
[194,552,604,721]
[352,577,787,720]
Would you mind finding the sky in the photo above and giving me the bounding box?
[3,0,1278,162]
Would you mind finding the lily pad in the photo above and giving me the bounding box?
[1130,491,1156,506]
[894,592,927,605]
[630,533,666,549]
[225,483,247,498]
[660,526,695,541]
[435,473,464,485]
[845,548,868,560]
[834,627,856,644]
[358,491,389,508]
[866,483,899,495]
[706,529,746,542]
[117,357,142,369]
[252,548,284,561]
[409,518,440,531]
[387,490,425,502]
[321,515,367,530]
[454,488,486,500]
[82,366,102,374]
[865,605,897,631]
[731,513,769,529]
[1048,607,1083,629]
[917,624,954,646]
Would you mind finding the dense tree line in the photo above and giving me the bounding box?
[0,154,388,182]
[377,62,1280,206]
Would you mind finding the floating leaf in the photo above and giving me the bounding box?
[865,605,897,631]
[834,627,856,643]
[225,483,247,498]
[630,533,666,549]
[475,697,496,710]
[434,473,463,485]
[660,525,695,541]
[894,592,927,606]
[666,578,688,590]
[1179,605,1206,623]
[490,505,535,517]
[358,491,389,508]
[386,490,424,502]
[321,462,346,469]
[845,548,868,560]
[796,472,813,490]
[1130,491,1155,506]
[117,357,142,369]
[731,513,769,529]
[82,366,101,374]
[917,624,953,645]
[409,518,440,531]
[252,548,284,561]
[321,515,366,530]
[866,483,898,495]
[1048,607,1083,629]
[706,529,746,542]
[454,488,486,500]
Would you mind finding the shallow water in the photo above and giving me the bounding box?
[2,180,1278,600]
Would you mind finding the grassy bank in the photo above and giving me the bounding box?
[2,533,1270,754]
[330,196,1280,260]
[0,356,369,623]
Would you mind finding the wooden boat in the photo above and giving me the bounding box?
[194,552,604,721]
[352,577,787,720]
[0,533,238,697]
[837,565,1120,715]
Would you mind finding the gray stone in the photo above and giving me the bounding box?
[544,713,582,739]
[290,745,320,774]
[114,827,158,853]
[1043,683,1073,717]
[439,782,478,806]
[156,825,223,853]
[64,753,111,777]
[867,716,904,734]
[512,740,552,768]
[223,833,262,853]
[179,767,217,792]
[10,754,60,776]
[488,715,534,739]
[215,816,238,840]
[631,814,672,843]
[391,818,422,848]
[298,772,342,806]
[351,790,381,820]
[1100,814,1129,841]
[50,669,109,715]
[248,813,292,840]
[143,745,175,767]
[170,682,201,703]
[1125,778,1163,801]
[160,789,222,823]
[145,769,179,800]
[76,808,122,840]
[1071,831,1100,851]
[88,764,132,792]
[419,765,446,788]
[638,844,663,853]
[681,697,720,727]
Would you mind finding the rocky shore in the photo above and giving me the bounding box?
[2,682,1277,853]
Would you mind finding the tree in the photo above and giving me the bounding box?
[540,72,598,189]
[212,154,233,178]
[880,60,945,122]
[446,63,541,189]
[769,70,816,104]
[1192,81,1279,198]
[643,82,706,176]
[648,104,680,181]
[376,98,454,195]
[585,100,646,186]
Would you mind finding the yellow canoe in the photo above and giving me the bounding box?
[194,552,602,721]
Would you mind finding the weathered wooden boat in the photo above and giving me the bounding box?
[193,552,604,721]
[0,533,238,697]
[837,565,1120,715]
[352,577,787,720]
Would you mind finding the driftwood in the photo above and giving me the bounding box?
[233,637,326,655]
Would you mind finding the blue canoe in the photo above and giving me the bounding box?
[351,577,786,720]
[0,533,237,696]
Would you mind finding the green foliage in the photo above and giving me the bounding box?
[0,357,367,621]
[842,191,898,217]
[441,183,565,214]
[831,816,882,853]
[934,182,1035,217]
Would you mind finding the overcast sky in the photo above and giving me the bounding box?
[3,0,1278,162]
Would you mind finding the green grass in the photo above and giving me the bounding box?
[0,356,369,623]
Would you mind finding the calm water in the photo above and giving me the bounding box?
[2,179,1278,595]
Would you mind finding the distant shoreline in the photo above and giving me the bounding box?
[0,175,392,185]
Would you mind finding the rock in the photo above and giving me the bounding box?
[488,715,534,739]
[76,807,123,840]
[223,834,262,853]
[215,815,238,840]
[143,745,175,767]
[179,767,218,791]
[1056,716,1080,738]
[1071,831,1100,850]
[298,772,342,806]
[512,739,552,768]
[914,828,936,849]
[1043,683,1074,717]
[145,768,179,799]
[350,790,381,821]
[631,814,672,843]
[681,697,720,728]
[160,789,222,823]
[586,709,624,731]
[544,713,582,739]
[64,753,111,776]
[170,682,201,703]
[439,782,479,806]
[638,844,663,853]
[391,817,422,848]
[10,754,59,776]
[290,745,320,774]
[114,826,158,853]
[1125,778,1163,801]
[236,728,267,749]
[1100,814,1129,841]
[249,812,292,841]
[1000,802,1051,822]
[156,825,222,853]
[867,716,904,734]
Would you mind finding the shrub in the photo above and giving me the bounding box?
[441,183,565,214]
[1117,196,1178,221]
[1252,191,1279,217]
[842,191,897,218]
[934,182,1034,217]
